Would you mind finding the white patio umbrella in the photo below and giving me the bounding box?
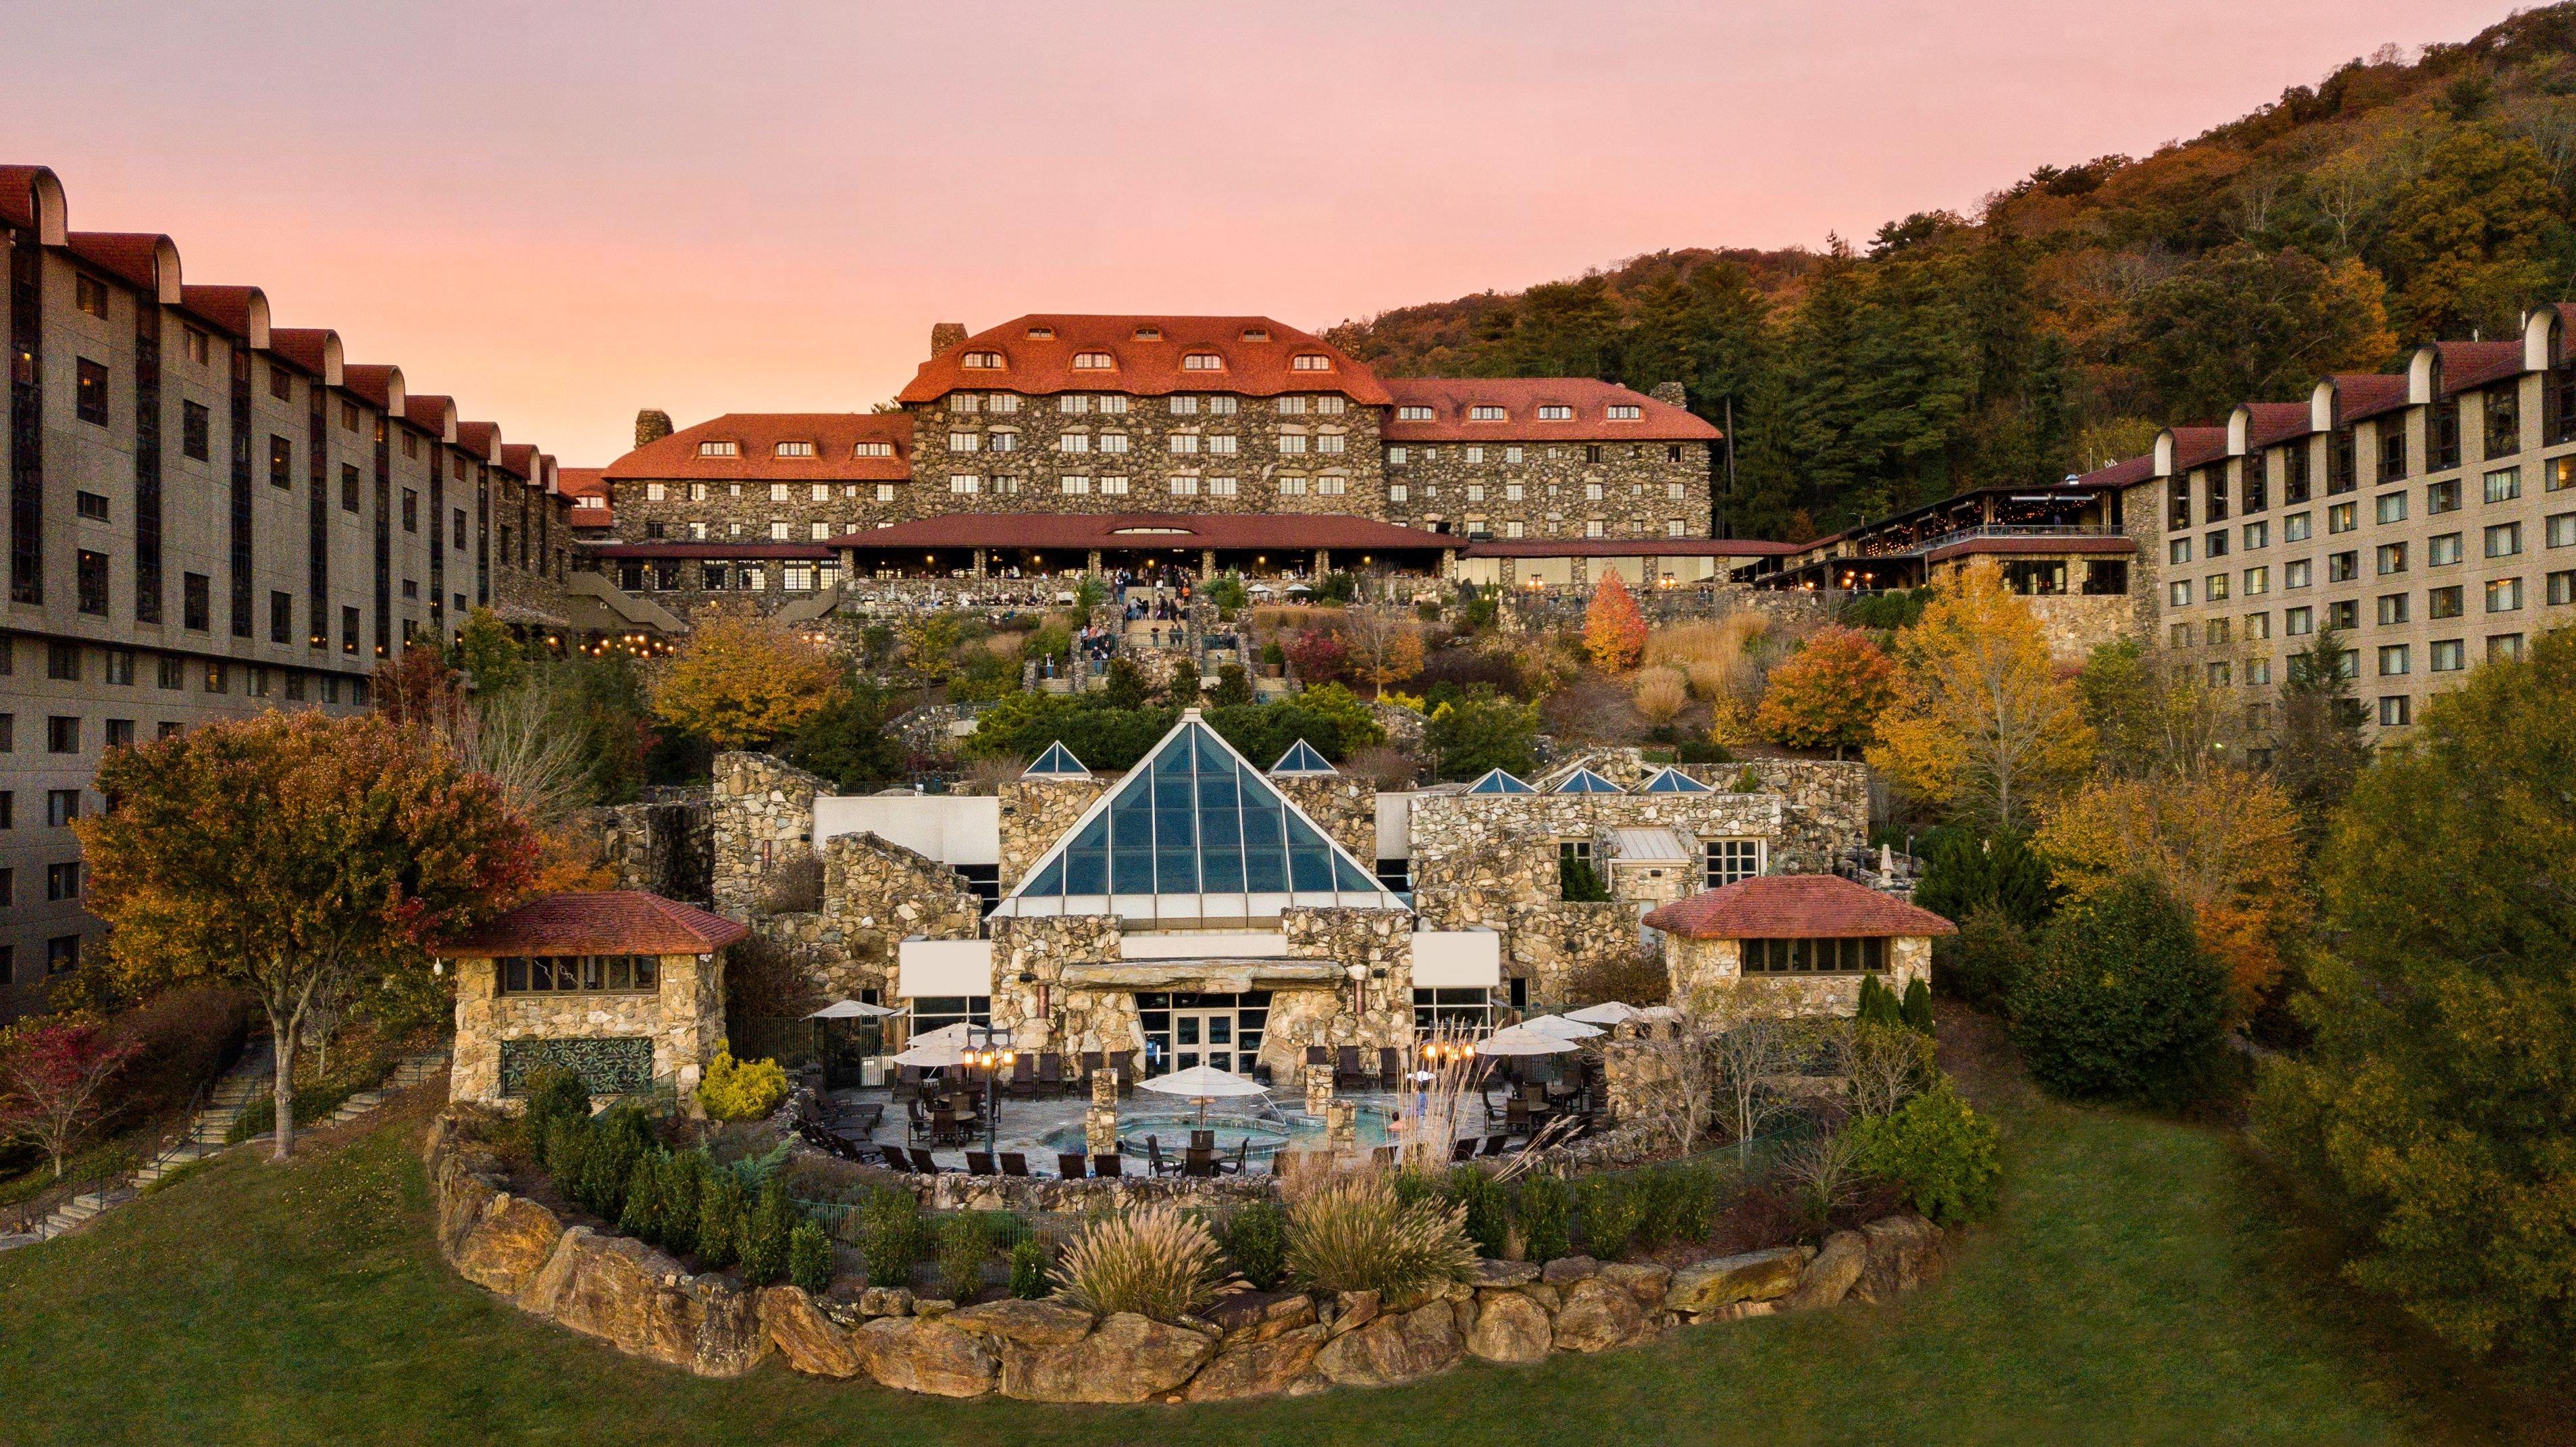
[892,1021,1010,1068]
[1140,1063,1266,1123]
[1519,1013,1605,1040]
[806,999,898,1020]
[1565,1001,1640,1025]
[1474,1025,1583,1057]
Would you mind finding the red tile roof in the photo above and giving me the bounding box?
[2242,402,2313,450]
[341,362,399,410]
[2167,426,2229,471]
[2437,340,2523,396]
[1643,874,1957,940]
[559,466,613,528]
[456,420,502,462]
[438,890,748,958]
[498,443,538,480]
[1380,378,1720,442]
[897,315,1395,407]
[178,284,264,341]
[2327,373,2409,423]
[0,166,55,232]
[267,327,338,380]
[603,413,912,484]
[66,232,170,294]
[1460,537,1798,557]
[405,393,456,440]
[829,511,1453,554]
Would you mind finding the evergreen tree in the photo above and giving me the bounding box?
[2273,625,2369,855]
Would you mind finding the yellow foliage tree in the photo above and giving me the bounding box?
[1583,572,1647,671]
[650,615,845,749]
[1343,605,1426,699]
[2033,768,2307,1020]
[1866,559,2092,829]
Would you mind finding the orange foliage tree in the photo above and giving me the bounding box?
[1583,572,1647,672]
[1343,605,1426,698]
[76,712,536,1159]
[2032,767,2308,1019]
[650,615,845,749]
[1755,626,1897,757]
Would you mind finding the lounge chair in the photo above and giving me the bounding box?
[1036,1053,1066,1097]
[1480,1134,1508,1158]
[1000,1152,1031,1177]
[1006,1056,1038,1100]
[964,1150,998,1175]
[1379,1047,1401,1092]
[875,1143,915,1172]
[1092,1153,1124,1178]
[1056,1152,1089,1179]
[1335,1046,1369,1092]
[1451,1136,1478,1162]
[907,1146,945,1174]
[1218,1140,1250,1175]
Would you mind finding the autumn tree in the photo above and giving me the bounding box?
[1341,605,1425,699]
[1867,559,2093,830]
[2077,637,2237,779]
[2273,624,2369,855]
[2127,243,2397,422]
[2372,122,2566,339]
[1582,572,1647,671]
[454,607,527,696]
[76,712,534,1159]
[0,1017,141,1180]
[1755,625,1896,757]
[2033,769,2307,1018]
[649,615,844,750]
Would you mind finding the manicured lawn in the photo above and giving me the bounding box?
[1,1049,2557,1446]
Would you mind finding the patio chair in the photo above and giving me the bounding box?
[873,1143,913,1172]
[931,1109,960,1146]
[894,1065,925,1101]
[907,1146,945,1175]
[906,1096,931,1144]
[1116,1052,1142,1094]
[1378,1048,1401,1092]
[1304,1045,1330,1070]
[1081,1050,1105,1084]
[1505,1098,1531,1136]
[999,1152,1031,1177]
[1218,1140,1249,1176]
[964,1150,998,1176]
[838,1102,885,1136]
[1451,1136,1478,1162]
[1056,1152,1089,1179]
[1189,1127,1216,1152]
[1006,1056,1039,1100]
[1092,1153,1123,1179]
[1145,1136,1174,1177]
[1480,1134,1508,1158]
[1184,1147,1216,1178]
[1036,1053,1066,1097]
[1335,1046,1369,1092]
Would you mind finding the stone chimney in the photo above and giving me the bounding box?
[1651,382,1688,409]
[634,409,673,449]
[930,322,968,358]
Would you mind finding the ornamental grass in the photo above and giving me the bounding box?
[1049,1205,1230,1323]
[1284,1173,1478,1298]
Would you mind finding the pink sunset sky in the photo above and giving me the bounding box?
[1,0,2503,465]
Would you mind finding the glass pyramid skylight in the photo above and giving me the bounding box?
[1639,766,1713,794]
[997,713,1401,924]
[1551,767,1624,794]
[1269,739,1336,776]
[1464,768,1537,795]
[1023,741,1092,778]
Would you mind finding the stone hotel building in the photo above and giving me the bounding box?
[1,163,573,1017]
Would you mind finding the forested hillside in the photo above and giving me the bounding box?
[1324,5,2576,540]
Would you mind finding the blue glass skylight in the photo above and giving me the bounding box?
[1639,766,1714,794]
[1464,768,1537,795]
[1023,741,1091,778]
[1269,739,1336,775]
[1551,767,1623,794]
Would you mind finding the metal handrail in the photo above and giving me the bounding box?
[1853,522,2124,560]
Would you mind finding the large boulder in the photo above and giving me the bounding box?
[1668,1247,1807,1314]
[1540,1255,1599,1285]
[1464,1258,1541,1289]
[1464,1290,1553,1363]
[998,1311,1215,1403]
[856,1316,999,1397]
[1853,1215,1945,1303]
[759,1286,863,1378]
[1780,1231,1867,1311]
[1600,1262,1671,1313]
[1314,1300,1464,1387]
[948,1297,1096,1348]
[433,1150,505,1261]
[454,1194,565,1296]
[1202,1291,1317,1345]
[1183,1323,1327,1401]
[1551,1275,1652,1353]
[517,1228,767,1377]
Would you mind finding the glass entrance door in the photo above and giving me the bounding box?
[1171,1008,1235,1073]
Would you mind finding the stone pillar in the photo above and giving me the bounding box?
[1200,548,1216,580]
[1086,549,1102,578]
[972,548,988,580]
[1441,547,1457,583]
[1304,1063,1335,1117]
[1084,1067,1120,1154]
[1314,548,1331,577]
[1324,1098,1357,1156]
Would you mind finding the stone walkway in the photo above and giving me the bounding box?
[0,1044,448,1252]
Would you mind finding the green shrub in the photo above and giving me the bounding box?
[1576,1176,1642,1260]
[2013,875,2229,1106]
[617,1151,665,1240]
[1633,1162,1722,1249]
[1513,1174,1573,1263]
[1221,1200,1289,1290]
[938,1214,991,1300]
[1856,974,1903,1027]
[1940,903,2036,1013]
[696,1173,748,1271]
[1901,978,1936,1032]
[656,1151,708,1258]
[1445,1168,1510,1259]
[738,1182,797,1287]
[1009,1237,1050,1300]
[573,1107,654,1221]
[1284,1175,1478,1297]
[1849,1078,2001,1226]
[1389,1168,1441,1209]
[789,1221,834,1294]
[521,1067,594,1165]
[1052,1206,1229,1322]
[696,1047,789,1122]
[858,1190,921,1289]
[1915,826,2056,932]
[544,1117,592,1204]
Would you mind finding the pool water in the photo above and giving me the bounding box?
[1040,1107,1399,1161]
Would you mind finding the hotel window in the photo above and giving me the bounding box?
[876,484,896,502]
[2554,570,2576,606]
[183,573,210,631]
[2169,580,2192,607]
[1169,395,1203,416]
[1291,355,1331,371]
[2328,551,2358,582]
[270,590,292,643]
[2487,577,2523,613]
[181,401,210,461]
[1668,483,1685,499]
[2327,502,2356,533]
[2377,593,2409,626]
[2206,530,2229,558]
[402,489,419,532]
[773,440,814,459]
[1585,520,1605,538]
[1177,353,1218,370]
[2329,599,2359,630]
[2430,638,2465,671]
[2284,606,2314,636]
[697,440,738,457]
[1742,937,1888,975]
[74,273,108,317]
[2204,467,2229,522]
[2490,634,2525,661]
[1538,405,1572,420]
[986,431,1017,453]
[1395,405,1433,421]
[1099,476,1130,496]
[2282,444,2311,504]
[1607,404,1641,420]
[2207,661,2232,686]
[1279,477,1308,497]
[2429,532,2463,565]
[645,482,666,501]
[2485,387,2521,457]
[2427,478,2461,514]
[767,483,790,501]
[1168,434,1201,455]
[945,430,981,453]
[2375,542,2406,575]
[2205,617,2232,646]
[1168,476,1200,497]
[853,440,894,457]
[768,522,788,540]
[1276,397,1308,418]
[809,484,829,502]
[2169,538,2192,565]
[2485,467,2522,504]
[2244,565,2269,595]
[1469,405,1506,421]
[2244,520,2268,549]
[1385,445,1407,465]
[1316,433,1345,455]
[1504,445,1524,463]
[689,483,710,501]
[2205,573,2230,602]
[1705,838,1762,886]
[74,551,107,616]
[952,393,982,415]
[2284,511,2311,542]
[2554,457,2576,491]
[2429,584,2464,619]
[2378,426,2408,482]
[1206,434,1239,455]
[2430,399,2462,469]
[1316,477,1345,496]
[2169,622,2192,648]
[1277,433,1308,455]
[948,475,980,494]
[1206,395,1237,415]
[1100,396,1130,415]
[2378,696,2411,728]
[1667,519,1688,537]
[1386,484,1408,503]
[1057,395,1092,415]
[1504,484,1524,502]
[75,359,109,426]
[2244,612,2271,640]
[1585,483,1603,502]
[2550,513,2576,549]
[1057,433,1090,453]
[2329,429,2356,493]
[961,351,1003,368]
[496,955,660,996]
[2375,491,2406,524]
[1208,478,1238,497]
[1505,519,1526,538]
[810,523,831,540]
[2485,522,2523,558]
[1060,476,1091,495]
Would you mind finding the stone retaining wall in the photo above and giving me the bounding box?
[426,1108,1946,1400]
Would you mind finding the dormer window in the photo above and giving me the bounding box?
[1291,354,1331,371]
[1181,353,1224,371]
[1538,405,1573,420]
[698,440,740,457]
[774,440,815,458]
[962,351,1004,369]
[1072,351,1114,370]
[1397,405,1435,421]
[1025,326,1055,339]
[1607,404,1641,420]
[1469,405,1507,422]
[1133,326,1162,340]
[853,441,894,457]
[1240,328,1270,341]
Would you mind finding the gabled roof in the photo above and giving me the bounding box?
[995,711,1401,924]
[2168,426,2229,472]
[1643,874,1958,940]
[1638,766,1713,794]
[2242,402,2314,450]
[2327,373,2410,424]
[898,315,1394,407]
[1024,741,1092,778]
[1551,767,1622,794]
[602,412,912,483]
[438,891,749,957]
[1268,739,1336,776]
[1380,377,1719,443]
[2436,340,2523,397]
[2074,456,2153,488]
[1464,768,1537,795]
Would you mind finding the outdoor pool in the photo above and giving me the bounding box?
[1039,1106,1401,1161]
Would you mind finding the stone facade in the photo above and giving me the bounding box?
[2024,592,2144,665]
[448,948,726,1106]
[1383,437,1710,541]
[998,776,1106,890]
[761,833,984,1005]
[1664,934,1933,1018]
[711,752,827,918]
[567,799,715,905]
[1271,773,1380,866]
